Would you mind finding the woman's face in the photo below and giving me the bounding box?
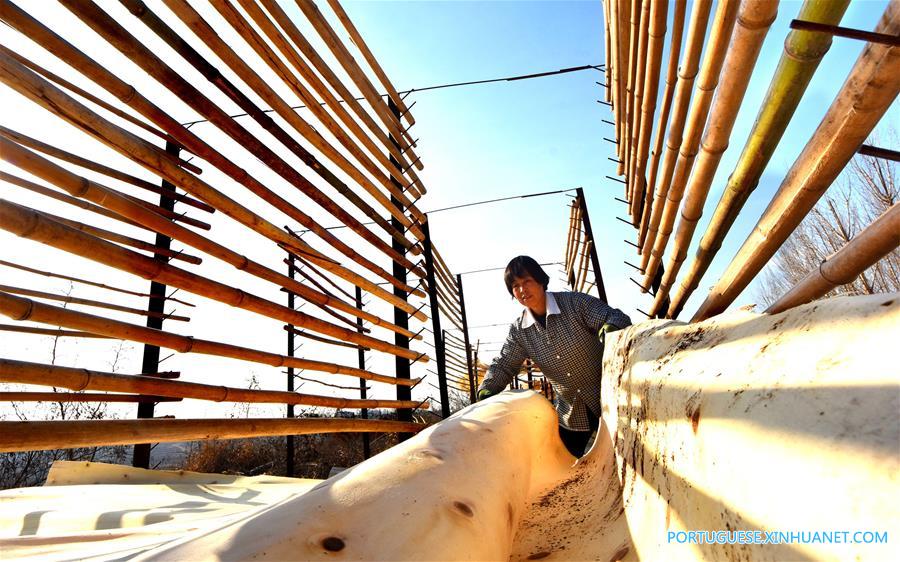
[511,274,546,312]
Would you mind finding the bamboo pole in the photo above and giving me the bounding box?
[668,0,853,318]
[0,139,421,333]
[122,0,420,254]
[0,259,195,307]
[603,0,612,103]
[0,45,422,313]
[641,0,741,289]
[0,126,214,213]
[631,0,670,224]
[0,417,426,453]
[615,0,631,168]
[164,0,425,243]
[0,392,178,403]
[639,0,714,277]
[0,358,429,410]
[766,204,900,314]
[607,0,621,130]
[262,0,426,196]
[627,0,652,218]
[0,291,422,385]
[638,0,687,251]
[0,324,109,338]
[0,284,190,322]
[325,0,415,126]
[58,0,420,286]
[694,0,900,321]
[649,0,778,316]
[575,240,592,292]
[252,0,426,200]
[294,0,420,158]
[623,0,641,181]
[563,202,578,272]
[0,200,426,361]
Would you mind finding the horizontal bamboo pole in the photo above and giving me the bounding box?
[0,391,179,403]
[0,284,190,322]
[0,44,420,315]
[766,203,900,314]
[0,128,213,214]
[172,0,423,242]
[0,291,422,385]
[325,0,415,126]
[120,0,417,255]
[694,1,900,321]
[640,0,713,276]
[0,200,425,361]
[0,417,426,453]
[0,323,109,338]
[0,259,195,307]
[0,358,429,410]
[667,0,852,318]
[649,0,778,316]
[0,139,421,334]
[59,0,419,287]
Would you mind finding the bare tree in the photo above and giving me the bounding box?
[758,130,899,307]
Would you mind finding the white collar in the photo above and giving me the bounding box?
[521,292,560,328]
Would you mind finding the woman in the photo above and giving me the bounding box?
[477,256,632,457]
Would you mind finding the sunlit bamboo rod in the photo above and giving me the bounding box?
[0,126,214,216]
[121,0,417,255]
[287,251,357,304]
[253,0,426,200]
[162,0,425,244]
[0,359,429,410]
[694,2,900,321]
[0,44,182,153]
[434,277,462,313]
[0,283,190,322]
[575,239,592,291]
[627,0,651,216]
[603,0,612,102]
[623,0,641,181]
[0,140,419,335]
[59,1,420,287]
[0,259,195,306]
[638,0,687,251]
[432,247,460,295]
[567,208,584,276]
[0,47,420,314]
[639,0,714,277]
[615,0,631,168]
[0,392,179,403]
[0,323,109,338]
[0,291,422,385]
[33,208,204,266]
[437,300,465,333]
[0,201,425,361]
[260,0,426,196]
[642,0,740,289]
[0,417,425,453]
[284,256,352,306]
[295,0,419,155]
[649,0,778,317]
[563,202,578,269]
[667,0,852,318]
[325,0,415,125]
[631,0,669,223]
[767,204,900,314]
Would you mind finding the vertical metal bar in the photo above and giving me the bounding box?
[355,286,371,459]
[527,359,533,389]
[389,99,412,439]
[132,141,179,469]
[421,219,450,417]
[576,187,609,302]
[457,273,475,403]
[285,252,296,477]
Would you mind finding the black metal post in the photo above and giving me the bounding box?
[285,252,296,477]
[355,286,371,459]
[389,99,412,439]
[132,141,179,469]
[457,274,476,403]
[575,187,608,302]
[420,219,450,417]
[526,359,533,389]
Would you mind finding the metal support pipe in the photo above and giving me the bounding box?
[285,251,296,477]
[576,187,608,302]
[457,273,476,403]
[422,220,450,418]
[132,141,179,469]
[355,286,371,459]
[789,19,900,47]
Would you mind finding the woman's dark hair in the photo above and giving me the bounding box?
[503,256,550,296]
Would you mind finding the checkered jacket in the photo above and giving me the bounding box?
[479,291,631,430]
